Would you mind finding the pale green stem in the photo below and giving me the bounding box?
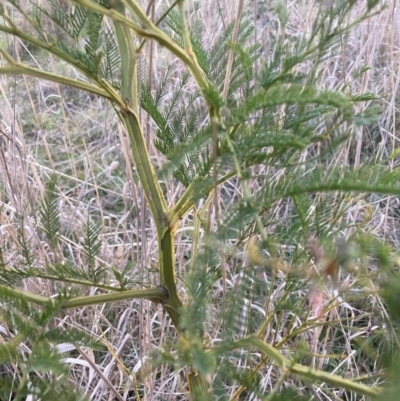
[0,284,168,309]
[63,287,167,308]
[136,0,180,53]
[117,109,168,229]
[0,284,51,305]
[0,22,92,77]
[71,0,210,92]
[226,336,381,398]
[111,2,182,328]
[113,1,138,111]
[0,66,111,99]
[0,332,27,357]
[167,170,237,228]
[28,273,128,292]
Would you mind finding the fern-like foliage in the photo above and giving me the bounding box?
[142,70,208,185]
[81,217,103,283]
[0,0,395,399]
[163,5,260,97]
[0,289,99,401]
[9,0,122,85]
[40,174,60,251]
[142,10,261,186]
[145,1,393,397]
[142,1,373,200]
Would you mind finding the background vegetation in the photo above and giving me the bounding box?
[0,0,400,400]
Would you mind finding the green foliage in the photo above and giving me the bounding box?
[40,174,61,250]
[0,290,97,401]
[142,14,261,185]
[82,217,103,283]
[25,0,121,83]
[0,0,396,399]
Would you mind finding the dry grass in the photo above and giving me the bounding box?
[0,0,399,400]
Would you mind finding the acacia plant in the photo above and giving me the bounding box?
[0,0,399,399]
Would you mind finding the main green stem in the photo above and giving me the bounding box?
[112,2,209,397]
[113,1,183,329]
